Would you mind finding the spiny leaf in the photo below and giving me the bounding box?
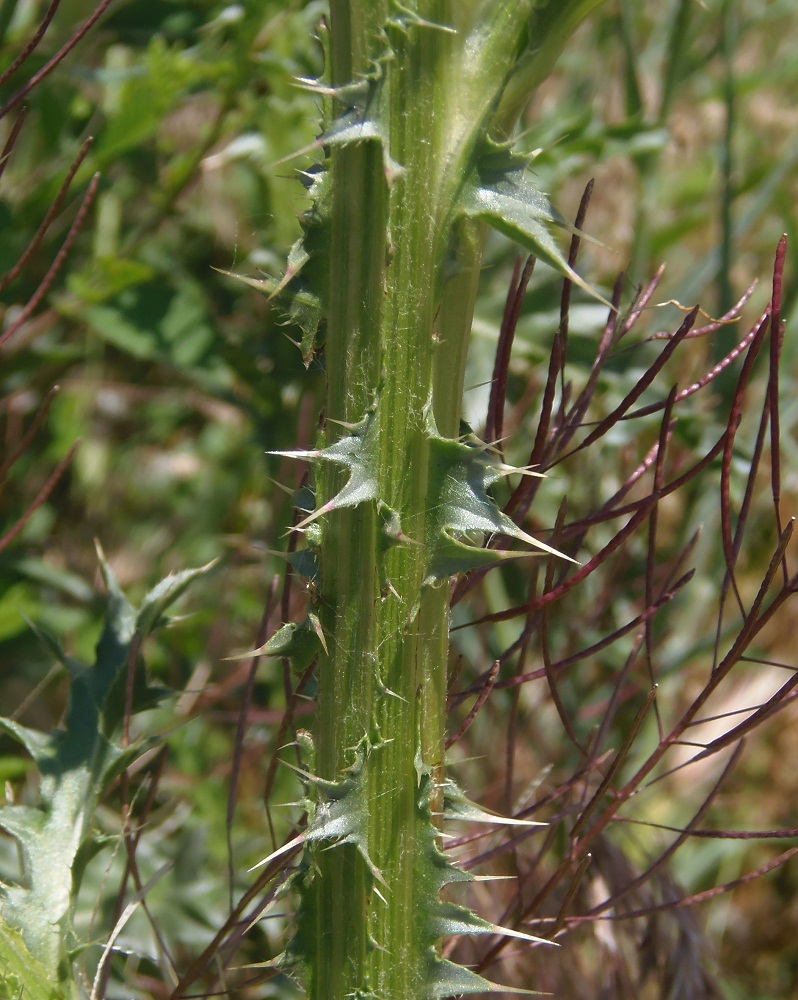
[271,404,382,527]
[440,777,546,828]
[0,558,209,978]
[284,732,550,997]
[285,547,320,584]
[282,164,332,364]
[460,142,611,306]
[423,408,574,583]
[21,617,84,678]
[425,955,544,998]
[228,616,324,671]
[136,558,218,636]
[276,399,571,589]
[0,920,64,1000]
[413,768,551,998]
[300,744,386,884]
[431,900,551,946]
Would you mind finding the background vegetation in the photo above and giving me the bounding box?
[1,1,796,997]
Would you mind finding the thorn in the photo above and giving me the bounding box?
[265,476,297,497]
[485,922,556,947]
[249,833,304,872]
[278,759,317,781]
[270,136,324,168]
[267,447,321,460]
[436,807,545,827]
[308,609,329,654]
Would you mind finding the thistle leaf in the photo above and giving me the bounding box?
[426,956,544,998]
[414,768,551,997]
[423,412,574,583]
[460,143,611,306]
[0,920,62,1000]
[0,558,209,979]
[440,778,546,828]
[228,617,324,672]
[136,558,219,636]
[273,405,383,527]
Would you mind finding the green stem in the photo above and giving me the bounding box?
[292,3,609,996]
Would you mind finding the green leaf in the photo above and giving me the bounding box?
[283,165,333,364]
[441,778,545,828]
[284,750,550,997]
[460,143,611,305]
[272,404,383,527]
[0,920,65,1000]
[67,256,155,304]
[412,769,550,998]
[277,399,570,591]
[136,559,219,636]
[423,410,572,583]
[231,616,324,672]
[0,556,210,978]
[498,0,611,119]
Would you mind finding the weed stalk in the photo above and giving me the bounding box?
[278,3,608,997]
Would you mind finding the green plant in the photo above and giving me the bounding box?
[245,6,798,997]
[0,554,212,1000]
[0,8,216,997]
[252,4,644,998]
[3,3,798,999]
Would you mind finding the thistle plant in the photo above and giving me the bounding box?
[3,3,798,999]
[261,3,610,997]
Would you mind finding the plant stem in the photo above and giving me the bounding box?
[292,3,609,995]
